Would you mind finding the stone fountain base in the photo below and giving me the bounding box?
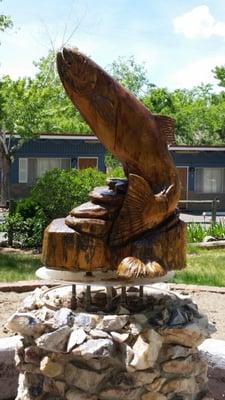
[7,285,212,400]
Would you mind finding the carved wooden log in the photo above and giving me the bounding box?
[57,48,181,246]
[41,49,187,280]
[42,216,186,275]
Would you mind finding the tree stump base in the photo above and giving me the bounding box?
[42,216,186,277]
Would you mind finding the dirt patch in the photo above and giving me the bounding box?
[0,287,224,340]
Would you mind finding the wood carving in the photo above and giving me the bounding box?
[42,48,186,280]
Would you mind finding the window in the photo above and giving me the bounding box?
[77,157,98,170]
[19,158,71,184]
[195,168,225,193]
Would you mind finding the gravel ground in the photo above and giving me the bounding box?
[0,287,224,340]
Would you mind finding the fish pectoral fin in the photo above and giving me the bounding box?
[110,174,155,246]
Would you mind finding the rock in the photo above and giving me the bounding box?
[129,321,144,335]
[110,331,129,343]
[158,320,209,347]
[161,377,196,394]
[148,307,170,327]
[36,326,71,352]
[199,338,225,400]
[122,343,134,368]
[203,236,216,243]
[101,315,129,331]
[16,372,44,399]
[160,344,195,360]
[0,336,21,400]
[19,288,45,311]
[77,357,115,371]
[129,314,148,335]
[162,353,207,377]
[130,330,162,370]
[133,370,160,386]
[74,313,99,332]
[40,356,64,377]
[72,338,114,359]
[90,329,110,339]
[67,328,87,352]
[16,361,40,374]
[141,393,167,400]
[66,388,98,400]
[24,346,42,365]
[53,308,75,328]
[146,377,166,391]
[110,371,135,389]
[65,363,109,393]
[99,387,143,400]
[168,307,193,326]
[43,378,66,397]
[6,312,46,336]
[117,305,130,315]
[134,314,148,325]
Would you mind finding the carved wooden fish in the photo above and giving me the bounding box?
[57,48,181,246]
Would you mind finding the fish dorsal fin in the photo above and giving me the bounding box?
[110,174,154,246]
[154,115,176,145]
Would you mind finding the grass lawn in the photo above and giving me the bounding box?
[0,252,41,281]
[172,244,225,287]
[0,245,224,286]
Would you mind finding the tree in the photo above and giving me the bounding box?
[213,65,225,88]
[107,55,153,96]
[0,50,91,205]
[0,0,13,37]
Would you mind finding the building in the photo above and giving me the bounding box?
[9,135,225,211]
[11,134,106,199]
[170,145,225,211]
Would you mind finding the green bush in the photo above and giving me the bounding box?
[107,166,125,178]
[3,167,107,248]
[2,207,47,248]
[15,198,37,219]
[31,168,106,221]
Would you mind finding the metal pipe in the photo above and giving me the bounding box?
[71,284,77,310]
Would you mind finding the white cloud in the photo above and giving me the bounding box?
[173,5,225,39]
[170,55,225,89]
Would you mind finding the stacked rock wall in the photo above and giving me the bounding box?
[7,287,212,400]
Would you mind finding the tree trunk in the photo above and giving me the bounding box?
[0,151,11,207]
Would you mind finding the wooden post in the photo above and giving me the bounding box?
[211,198,217,225]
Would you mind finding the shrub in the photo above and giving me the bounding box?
[187,223,206,243]
[3,167,107,248]
[15,198,37,219]
[107,166,125,178]
[31,167,106,221]
[2,207,47,248]
[187,221,225,243]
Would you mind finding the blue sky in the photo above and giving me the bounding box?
[1,0,225,90]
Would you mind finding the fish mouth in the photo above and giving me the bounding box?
[57,47,97,95]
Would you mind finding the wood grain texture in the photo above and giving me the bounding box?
[42,216,186,274]
[41,49,187,278]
